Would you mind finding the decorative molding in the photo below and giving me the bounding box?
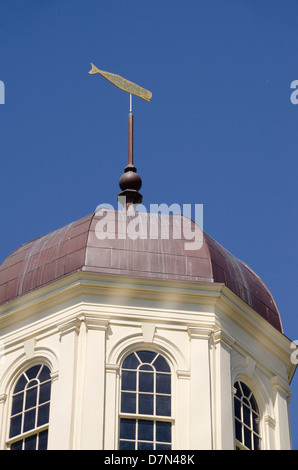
[23,338,36,359]
[213,328,235,350]
[50,370,59,382]
[270,375,291,399]
[187,325,214,340]
[0,393,7,404]
[58,318,81,339]
[141,322,156,343]
[107,330,187,371]
[245,356,256,378]
[176,370,190,379]
[264,414,276,429]
[82,315,110,332]
[106,364,120,374]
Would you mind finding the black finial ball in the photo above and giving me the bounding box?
[119,164,142,192]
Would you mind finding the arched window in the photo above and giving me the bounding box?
[234,380,261,450]
[8,364,52,450]
[119,350,172,450]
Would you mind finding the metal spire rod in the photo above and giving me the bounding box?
[88,65,151,207]
[128,94,133,166]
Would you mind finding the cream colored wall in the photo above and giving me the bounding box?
[0,272,295,450]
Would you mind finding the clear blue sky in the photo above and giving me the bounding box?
[0,0,297,449]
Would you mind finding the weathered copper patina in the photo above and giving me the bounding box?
[0,211,282,332]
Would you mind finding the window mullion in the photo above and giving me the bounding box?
[119,351,172,450]
[7,423,49,446]
[8,365,52,450]
[21,386,27,435]
[234,381,261,451]
[34,384,38,430]
[136,368,140,415]
[240,401,244,446]
[153,370,156,416]
[135,419,138,450]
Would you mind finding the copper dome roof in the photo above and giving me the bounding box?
[0,210,282,332]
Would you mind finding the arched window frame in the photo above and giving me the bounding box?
[119,349,173,450]
[7,363,52,450]
[233,380,261,450]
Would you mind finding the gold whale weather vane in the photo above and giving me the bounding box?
[89,63,151,207]
[88,63,152,103]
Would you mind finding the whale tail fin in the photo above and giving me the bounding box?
[88,63,152,102]
[88,63,100,75]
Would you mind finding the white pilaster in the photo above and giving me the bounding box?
[48,318,81,450]
[264,414,276,449]
[188,326,213,449]
[212,328,235,449]
[80,316,109,450]
[176,370,190,449]
[0,394,8,449]
[271,376,292,449]
[104,364,119,450]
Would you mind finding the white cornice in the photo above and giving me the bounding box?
[0,271,295,382]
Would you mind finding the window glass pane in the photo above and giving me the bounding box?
[253,433,260,450]
[234,381,241,398]
[234,381,261,451]
[139,393,154,415]
[156,443,171,450]
[153,355,170,372]
[235,419,242,443]
[242,396,250,407]
[39,382,51,404]
[38,430,48,450]
[252,412,259,434]
[24,434,37,450]
[119,440,135,450]
[156,374,171,394]
[38,366,51,383]
[138,419,153,441]
[241,382,251,399]
[156,395,171,416]
[251,396,259,413]
[37,403,50,427]
[234,398,241,420]
[121,371,137,391]
[25,386,38,410]
[25,366,41,380]
[14,375,27,394]
[139,372,154,393]
[244,426,252,449]
[24,409,36,432]
[136,351,156,364]
[11,440,23,450]
[120,419,136,440]
[11,393,24,415]
[139,364,153,371]
[121,392,136,414]
[27,379,38,388]
[9,415,22,438]
[156,421,171,443]
[138,441,153,450]
[120,352,172,452]
[9,365,51,450]
[242,403,251,427]
[122,353,140,370]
